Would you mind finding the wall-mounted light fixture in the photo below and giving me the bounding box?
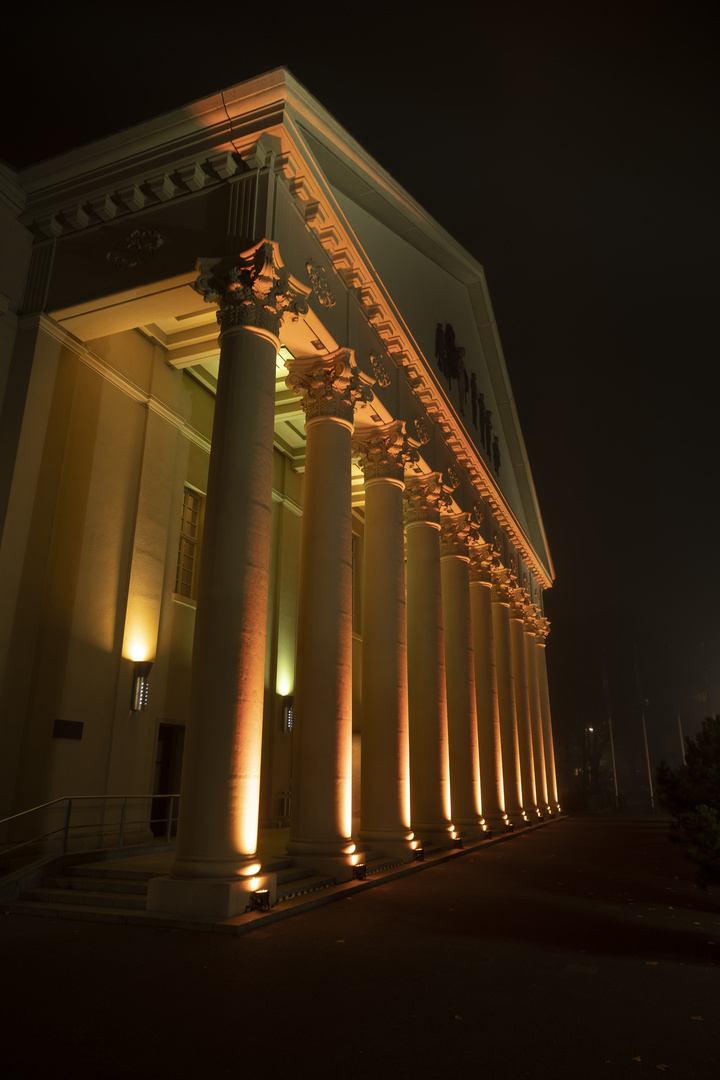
[131,661,153,712]
[281,695,294,733]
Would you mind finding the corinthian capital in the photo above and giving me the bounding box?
[194,240,310,336]
[491,565,512,603]
[286,348,374,425]
[440,513,480,558]
[403,473,453,526]
[469,541,494,583]
[352,420,418,482]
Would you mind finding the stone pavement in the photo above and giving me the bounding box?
[2,813,718,1079]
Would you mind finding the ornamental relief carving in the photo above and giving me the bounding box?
[491,565,512,603]
[195,240,310,336]
[403,473,454,526]
[107,228,163,271]
[440,513,481,558]
[369,354,391,388]
[286,349,373,425]
[412,417,430,445]
[305,259,336,307]
[352,421,419,482]
[469,541,494,583]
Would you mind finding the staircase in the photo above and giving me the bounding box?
[7,856,338,925]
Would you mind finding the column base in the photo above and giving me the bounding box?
[483,811,514,834]
[290,852,358,884]
[452,818,489,841]
[357,830,417,864]
[147,872,276,918]
[411,822,457,849]
[505,809,530,828]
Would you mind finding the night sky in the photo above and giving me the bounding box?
[4,1,719,798]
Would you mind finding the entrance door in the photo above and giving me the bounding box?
[151,723,185,837]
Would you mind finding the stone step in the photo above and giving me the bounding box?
[275,873,335,902]
[275,864,319,886]
[43,875,148,895]
[66,864,156,883]
[8,898,136,923]
[365,857,404,875]
[21,885,147,910]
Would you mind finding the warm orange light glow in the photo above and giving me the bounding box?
[276,670,293,698]
[243,864,261,880]
[122,588,162,662]
[125,638,153,663]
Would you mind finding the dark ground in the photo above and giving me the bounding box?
[2,814,718,1079]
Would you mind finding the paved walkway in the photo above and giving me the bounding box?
[2,814,718,1079]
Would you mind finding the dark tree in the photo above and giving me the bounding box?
[656,716,720,885]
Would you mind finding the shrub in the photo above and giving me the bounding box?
[656,716,720,885]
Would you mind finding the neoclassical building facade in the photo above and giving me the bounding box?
[0,69,559,915]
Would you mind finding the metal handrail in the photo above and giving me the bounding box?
[0,793,181,868]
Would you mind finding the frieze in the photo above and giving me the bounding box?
[194,240,310,337]
[286,348,373,425]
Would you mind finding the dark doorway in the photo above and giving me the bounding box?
[151,723,184,837]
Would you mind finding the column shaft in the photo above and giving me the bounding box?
[172,324,277,879]
[359,476,413,851]
[470,580,507,831]
[525,629,549,813]
[406,521,454,843]
[288,417,355,859]
[441,555,483,834]
[537,641,561,813]
[511,615,540,819]
[492,599,526,826]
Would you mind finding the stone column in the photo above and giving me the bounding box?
[440,514,484,838]
[536,621,561,814]
[469,543,508,833]
[510,587,541,820]
[492,568,527,827]
[285,349,373,881]
[353,421,415,860]
[148,241,310,917]
[525,612,550,815]
[404,475,455,846]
